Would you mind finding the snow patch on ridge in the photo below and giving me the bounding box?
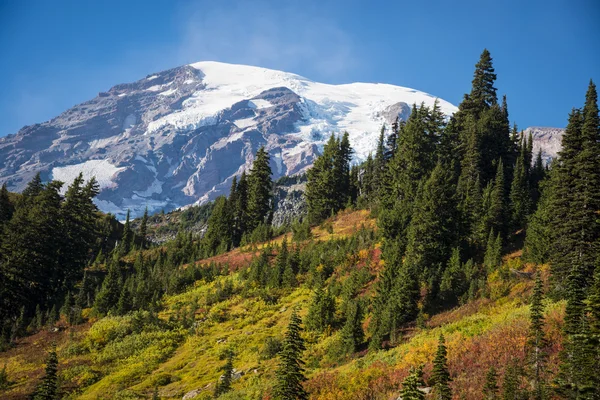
[51,160,125,189]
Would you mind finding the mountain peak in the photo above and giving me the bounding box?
[1,61,458,218]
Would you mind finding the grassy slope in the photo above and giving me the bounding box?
[0,210,564,400]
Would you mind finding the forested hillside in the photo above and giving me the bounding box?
[0,50,598,400]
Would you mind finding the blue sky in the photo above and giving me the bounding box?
[0,0,598,137]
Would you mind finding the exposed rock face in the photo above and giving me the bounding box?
[272,182,307,227]
[524,126,565,165]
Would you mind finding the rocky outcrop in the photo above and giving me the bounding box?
[524,126,564,165]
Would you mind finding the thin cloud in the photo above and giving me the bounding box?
[173,1,360,81]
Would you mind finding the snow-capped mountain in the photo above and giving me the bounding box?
[0,61,560,218]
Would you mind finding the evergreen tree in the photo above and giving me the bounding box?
[400,366,425,400]
[483,229,502,271]
[120,209,133,255]
[21,172,43,199]
[273,308,308,400]
[1,179,64,317]
[202,196,233,256]
[403,161,457,309]
[94,261,121,316]
[34,304,44,331]
[247,147,273,231]
[468,49,498,112]
[374,126,386,178]
[340,299,364,354]
[439,247,468,305]
[139,206,148,249]
[0,363,9,390]
[0,183,14,228]
[509,138,530,230]
[502,363,522,400]
[334,132,353,209]
[483,366,499,400]
[116,284,132,316]
[269,238,289,288]
[527,273,547,400]
[431,334,452,400]
[34,344,59,400]
[523,170,555,265]
[60,291,73,325]
[232,171,249,246]
[479,159,506,239]
[550,82,600,289]
[305,285,335,333]
[306,134,353,223]
[214,350,234,397]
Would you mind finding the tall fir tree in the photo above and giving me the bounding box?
[509,137,531,230]
[431,334,452,400]
[247,147,273,231]
[273,308,308,400]
[139,206,148,249]
[527,272,547,400]
[0,183,14,228]
[550,82,600,291]
[120,209,133,255]
[523,168,555,265]
[483,366,499,400]
[202,196,233,256]
[305,285,335,333]
[214,350,234,397]
[232,171,249,246]
[340,299,364,354]
[94,261,121,316]
[400,366,425,400]
[34,344,59,400]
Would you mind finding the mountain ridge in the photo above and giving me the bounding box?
[0,61,560,218]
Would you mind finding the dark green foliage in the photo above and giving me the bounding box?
[305,285,335,333]
[202,196,233,257]
[468,49,498,112]
[431,335,452,400]
[214,350,234,397]
[439,248,468,305]
[403,160,458,309]
[292,219,312,242]
[33,344,59,400]
[306,133,354,224]
[523,171,555,264]
[0,183,14,228]
[274,308,308,400]
[550,82,600,290]
[60,291,74,325]
[139,206,148,249]
[509,137,531,230]
[502,362,523,400]
[120,209,133,255]
[0,363,9,390]
[94,261,121,316]
[483,366,499,400]
[400,366,425,400]
[340,299,364,354]
[247,147,273,231]
[527,273,547,399]
[483,230,502,271]
[260,336,283,360]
